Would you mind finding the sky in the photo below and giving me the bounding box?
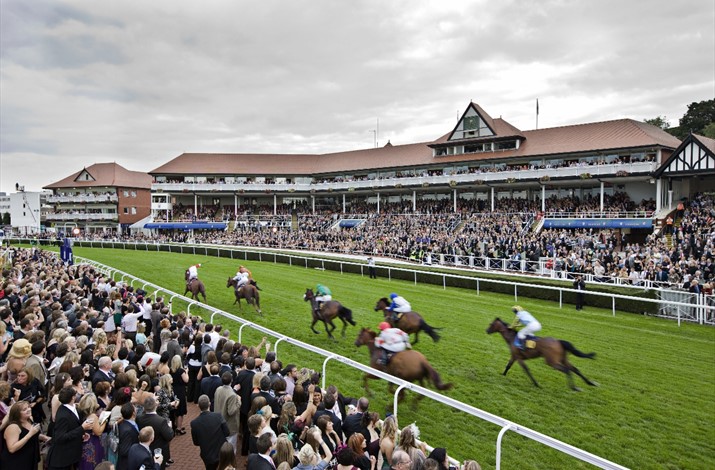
[1,0,713,193]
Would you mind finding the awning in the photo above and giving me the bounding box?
[543,218,653,229]
[144,222,227,230]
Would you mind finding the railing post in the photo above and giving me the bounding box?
[476,279,479,296]
[274,337,286,359]
[443,275,446,290]
[559,290,563,308]
[612,297,616,317]
[321,355,337,390]
[238,323,250,343]
[495,424,514,470]
[514,284,517,302]
[415,272,417,285]
[393,384,408,418]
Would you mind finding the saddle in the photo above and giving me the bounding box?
[521,335,538,349]
[378,349,396,366]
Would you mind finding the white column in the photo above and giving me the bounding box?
[541,185,546,213]
[668,189,673,210]
[377,192,380,214]
[600,181,604,212]
[491,187,495,211]
[342,194,346,214]
[453,189,457,213]
[273,194,277,215]
[311,195,315,214]
[412,190,416,212]
[194,194,197,217]
[234,193,238,219]
[655,179,662,212]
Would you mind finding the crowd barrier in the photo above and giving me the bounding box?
[75,255,629,470]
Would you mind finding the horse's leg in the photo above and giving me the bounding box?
[413,330,419,344]
[567,362,598,387]
[310,316,320,334]
[555,364,580,391]
[325,319,336,340]
[363,373,377,396]
[502,358,515,376]
[516,359,540,387]
[340,318,348,338]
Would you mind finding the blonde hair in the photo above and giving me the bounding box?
[159,374,173,392]
[78,393,99,415]
[170,355,183,373]
[463,461,481,470]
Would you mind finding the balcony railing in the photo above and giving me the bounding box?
[152,161,657,193]
[46,194,118,203]
[44,213,118,221]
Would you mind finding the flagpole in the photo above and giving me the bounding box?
[536,98,539,130]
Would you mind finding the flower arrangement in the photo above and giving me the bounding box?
[506,178,517,184]
[422,182,429,187]
[474,179,485,185]
[395,183,403,189]
[616,170,630,177]
[348,187,355,192]
[579,173,592,179]
[540,175,551,182]
[449,180,457,187]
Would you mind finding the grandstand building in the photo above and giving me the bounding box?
[43,162,152,235]
[146,101,715,226]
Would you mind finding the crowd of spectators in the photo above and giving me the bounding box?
[0,249,482,470]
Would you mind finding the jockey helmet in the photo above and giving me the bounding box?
[379,322,391,331]
[389,293,398,299]
[512,305,522,313]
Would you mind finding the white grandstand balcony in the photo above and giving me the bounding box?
[151,161,657,192]
[45,213,118,221]
[46,194,118,203]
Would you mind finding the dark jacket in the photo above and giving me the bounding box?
[191,410,230,465]
[127,442,160,470]
[137,412,174,468]
[47,405,86,468]
[248,453,276,470]
[117,420,140,470]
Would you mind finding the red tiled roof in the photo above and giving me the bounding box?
[44,162,153,189]
[149,117,681,177]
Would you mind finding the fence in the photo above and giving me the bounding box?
[12,237,714,325]
[75,254,629,470]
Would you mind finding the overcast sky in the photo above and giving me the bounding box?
[1,0,713,192]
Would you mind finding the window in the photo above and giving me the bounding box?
[131,207,136,215]
[495,141,517,150]
[123,190,129,197]
[123,207,128,214]
[130,191,136,197]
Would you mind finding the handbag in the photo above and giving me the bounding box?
[108,423,119,453]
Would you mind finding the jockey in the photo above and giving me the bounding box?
[315,284,332,303]
[233,268,250,293]
[236,265,261,291]
[387,293,411,323]
[375,321,410,365]
[187,263,202,282]
[511,305,541,350]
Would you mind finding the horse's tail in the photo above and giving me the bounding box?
[339,306,356,326]
[419,319,440,342]
[560,340,596,359]
[424,362,453,391]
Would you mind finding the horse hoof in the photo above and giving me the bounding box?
[589,381,599,387]
[572,387,582,392]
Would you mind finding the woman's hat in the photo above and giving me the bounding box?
[9,338,32,358]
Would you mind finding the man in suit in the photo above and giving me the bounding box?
[191,394,230,470]
[312,392,343,440]
[26,340,48,390]
[573,275,586,311]
[47,386,94,470]
[93,356,115,392]
[213,371,241,451]
[136,396,174,469]
[250,375,277,415]
[199,363,222,411]
[247,433,276,470]
[127,426,163,470]
[117,403,140,470]
[234,356,255,456]
[342,396,369,442]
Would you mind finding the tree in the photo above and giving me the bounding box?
[1,212,9,225]
[644,116,671,130]
[701,122,715,139]
[674,99,715,139]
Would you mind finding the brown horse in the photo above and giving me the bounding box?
[184,270,206,302]
[354,328,452,399]
[303,288,356,340]
[374,298,440,343]
[486,318,597,391]
[226,277,262,315]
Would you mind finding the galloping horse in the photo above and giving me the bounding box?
[354,328,452,400]
[374,298,440,343]
[184,270,206,302]
[226,277,262,315]
[486,318,597,391]
[303,288,356,340]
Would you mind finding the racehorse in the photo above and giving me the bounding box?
[226,277,262,315]
[374,298,440,343]
[486,318,598,391]
[303,288,356,340]
[354,328,452,400]
[184,270,206,302]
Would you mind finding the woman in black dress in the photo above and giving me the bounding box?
[0,401,47,469]
[170,354,189,434]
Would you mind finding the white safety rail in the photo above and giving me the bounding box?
[76,255,630,470]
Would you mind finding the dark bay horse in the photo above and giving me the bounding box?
[354,328,452,400]
[304,288,356,340]
[226,277,262,315]
[184,270,206,302]
[486,318,597,391]
[374,298,440,343]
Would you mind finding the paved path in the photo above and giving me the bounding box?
[169,401,247,470]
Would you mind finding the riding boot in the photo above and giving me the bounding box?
[514,337,524,350]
